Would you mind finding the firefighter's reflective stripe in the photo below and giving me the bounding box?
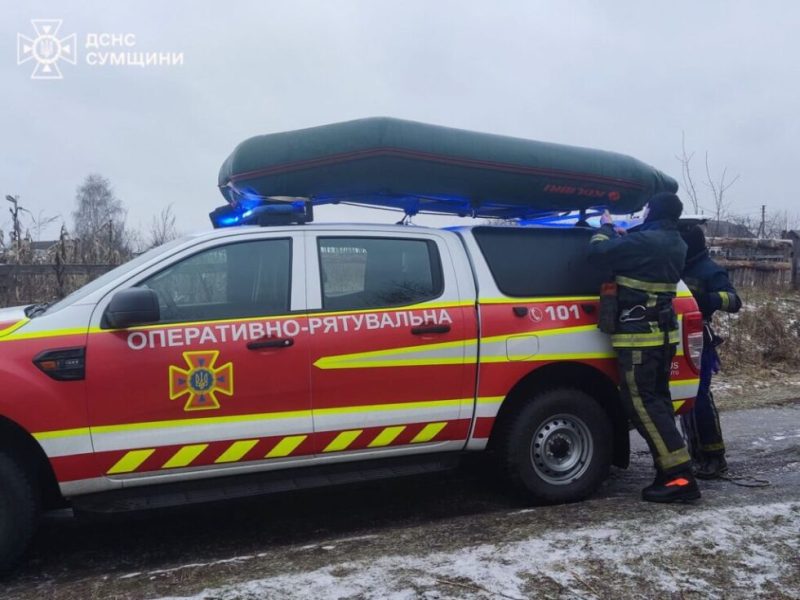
[719,291,731,311]
[590,232,611,243]
[615,275,678,294]
[610,330,680,348]
[624,367,691,472]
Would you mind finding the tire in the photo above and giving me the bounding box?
[0,453,39,573]
[499,388,613,504]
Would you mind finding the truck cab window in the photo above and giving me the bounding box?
[318,237,442,311]
[139,238,291,323]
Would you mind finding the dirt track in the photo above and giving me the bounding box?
[3,403,799,600]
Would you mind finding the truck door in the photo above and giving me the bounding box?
[85,232,313,482]
[307,231,477,458]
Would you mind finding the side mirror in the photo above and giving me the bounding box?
[103,288,160,329]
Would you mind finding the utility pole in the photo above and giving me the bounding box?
[757,204,766,238]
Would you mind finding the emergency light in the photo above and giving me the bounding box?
[210,199,313,228]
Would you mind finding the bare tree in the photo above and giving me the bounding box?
[704,153,740,234]
[148,204,179,248]
[676,132,700,213]
[72,174,130,263]
[677,136,740,236]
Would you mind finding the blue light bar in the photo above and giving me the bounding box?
[209,200,312,228]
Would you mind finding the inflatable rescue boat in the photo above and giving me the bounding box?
[214,117,677,225]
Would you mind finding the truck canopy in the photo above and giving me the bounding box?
[218,117,678,220]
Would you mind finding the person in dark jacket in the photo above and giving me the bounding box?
[679,225,742,478]
[588,193,700,503]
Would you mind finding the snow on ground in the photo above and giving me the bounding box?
[157,501,800,600]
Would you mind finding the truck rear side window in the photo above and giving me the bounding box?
[318,237,443,311]
[472,227,610,297]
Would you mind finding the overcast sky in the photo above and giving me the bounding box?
[2,1,798,239]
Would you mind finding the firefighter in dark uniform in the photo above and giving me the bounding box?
[679,225,742,478]
[588,193,700,503]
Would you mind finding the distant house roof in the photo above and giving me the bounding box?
[704,220,755,238]
[30,240,58,252]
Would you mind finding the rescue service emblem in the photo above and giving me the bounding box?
[169,350,234,411]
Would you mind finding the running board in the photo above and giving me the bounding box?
[72,453,461,514]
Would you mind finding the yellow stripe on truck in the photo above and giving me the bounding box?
[266,435,307,458]
[411,422,447,443]
[162,444,208,469]
[368,426,406,448]
[323,430,363,452]
[107,449,155,474]
[215,439,259,464]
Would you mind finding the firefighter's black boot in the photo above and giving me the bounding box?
[695,454,728,480]
[642,471,701,503]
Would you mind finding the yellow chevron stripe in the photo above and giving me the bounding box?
[107,449,155,474]
[215,439,259,464]
[324,430,363,452]
[34,399,469,441]
[162,444,208,469]
[411,422,447,443]
[672,400,686,412]
[266,435,307,458]
[368,426,406,448]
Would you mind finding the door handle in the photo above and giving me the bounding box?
[247,337,294,350]
[411,324,451,335]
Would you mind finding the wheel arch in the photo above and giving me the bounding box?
[487,361,629,468]
[0,416,64,509]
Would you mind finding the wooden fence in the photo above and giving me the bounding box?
[708,237,794,288]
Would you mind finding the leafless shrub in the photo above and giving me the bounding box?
[716,289,800,372]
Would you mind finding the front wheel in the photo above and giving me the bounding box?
[0,453,39,573]
[499,388,613,504]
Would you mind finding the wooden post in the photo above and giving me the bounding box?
[790,232,800,290]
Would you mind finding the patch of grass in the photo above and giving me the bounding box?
[715,288,800,374]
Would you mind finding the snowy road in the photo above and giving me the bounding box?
[4,404,799,599]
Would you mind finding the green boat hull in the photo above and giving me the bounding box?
[218,117,677,217]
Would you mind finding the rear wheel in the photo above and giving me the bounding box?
[0,453,39,573]
[499,388,613,504]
